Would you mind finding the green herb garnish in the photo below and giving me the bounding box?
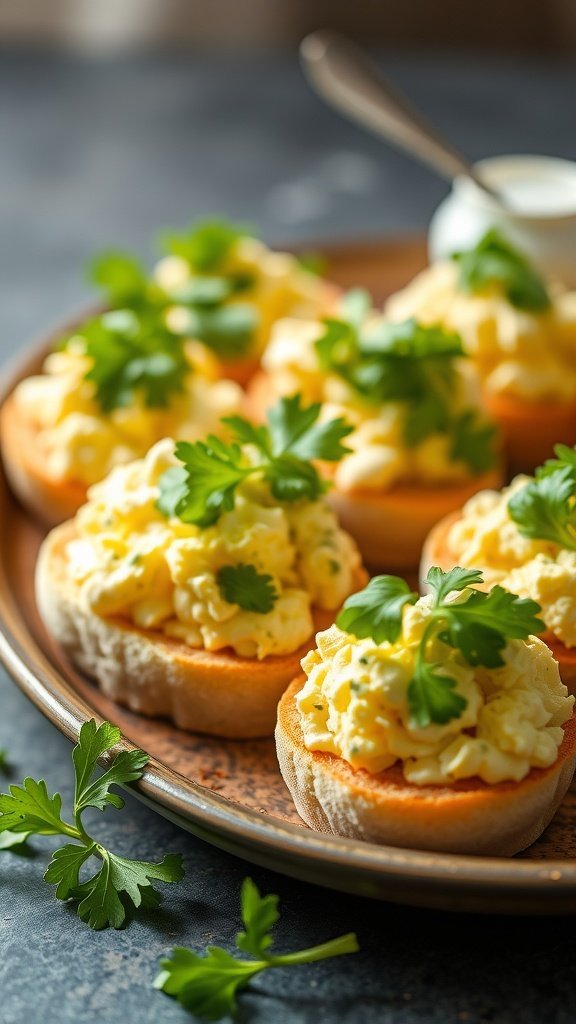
[154,877,359,1021]
[452,229,551,312]
[217,563,278,613]
[81,309,189,412]
[315,301,496,472]
[161,218,247,273]
[337,567,543,728]
[0,720,183,929]
[508,445,576,550]
[157,393,352,526]
[89,250,158,309]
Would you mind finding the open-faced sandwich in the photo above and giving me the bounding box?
[422,444,576,689]
[276,568,576,855]
[386,230,576,473]
[36,395,366,738]
[249,289,502,570]
[1,306,243,527]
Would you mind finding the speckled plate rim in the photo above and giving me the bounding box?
[2,237,576,915]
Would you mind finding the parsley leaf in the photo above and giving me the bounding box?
[158,395,353,525]
[315,305,496,473]
[81,309,189,412]
[337,567,544,728]
[0,720,183,929]
[155,877,359,1021]
[89,250,153,308]
[217,564,278,613]
[336,576,418,644]
[508,465,576,551]
[183,303,259,358]
[452,229,551,312]
[161,218,246,272]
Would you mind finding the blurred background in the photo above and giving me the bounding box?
[2,0,576,341]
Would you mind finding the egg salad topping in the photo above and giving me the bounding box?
[262,292,497,491]
[67,397,363,659]
[298,569,573,785]
[448,445,576,647]
[15,332,242,486]
[386,231,576,401]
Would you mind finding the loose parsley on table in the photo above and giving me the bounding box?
[155,877,359,1021]
[336,567,544,728]
[0,720,183,929]
[452,229,551,312]
[315,297,497,473]
[508,444,576,551]
[157,393,353,526]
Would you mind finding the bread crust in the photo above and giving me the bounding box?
[276,677,576,855]
[421,511,576,692]
[1,393,88,526]
[36,521,366,738]
[483,389,576,476]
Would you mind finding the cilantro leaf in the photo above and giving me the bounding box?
[336,575,418,644]
[452,229,551,312]
[155,878,359,1021]
[507,466,576,550]
[0,778,66,836]
[426,566,485,605]
[157,439,251,526]
[408,661,467,728]
[0,719,183,929]
[158,395,352,526]
[217,564,278,614]
[236,877,279,958]
[81,310,189,412]
[89,250,151,307]
[539,443,576,478]
[161,218,246,272]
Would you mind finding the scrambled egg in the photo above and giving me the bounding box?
[262,316,490,491]
[298,598,573,786]
[155,236,334,358]
[14,341,242,486]
[448,478,576,647]
[67,439,362,659]
[386,261,576,401]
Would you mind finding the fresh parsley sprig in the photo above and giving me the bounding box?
[336,567,544,728]
[315,300,497,473]
[0,720,184,929]
[452,229,551,312]
[160,218,248,273]
[77,309,189,412]
[157,394,353,526]
[155,877,359,1021]
[217,563,278,614]
[508,446,576,551]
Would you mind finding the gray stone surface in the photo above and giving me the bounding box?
[2,49,576,1024]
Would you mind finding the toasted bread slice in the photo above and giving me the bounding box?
[421,511,576,691]
[328,469,503,571]
[1,393,87,527]
[276,677,576,855]
[483,389,576,476]
[36,521,367,739]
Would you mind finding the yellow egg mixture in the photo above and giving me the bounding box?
[447,478,576,648]
[299,597,573,786]
[262,316,490,491]
[14,341,242,486]
[65,439,362,659]
[155,236,335,357]
[386,260,576,401]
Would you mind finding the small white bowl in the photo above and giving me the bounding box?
[429,155,576,285]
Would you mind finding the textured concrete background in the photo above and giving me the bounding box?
[2,51,576,1024]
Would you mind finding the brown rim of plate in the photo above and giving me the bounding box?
[2,236,576,915]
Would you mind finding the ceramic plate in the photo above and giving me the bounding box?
[2,235,576,915]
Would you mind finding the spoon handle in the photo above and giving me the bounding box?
[300,31,500,201]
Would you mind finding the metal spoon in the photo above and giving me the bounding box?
[300,30,504,206]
